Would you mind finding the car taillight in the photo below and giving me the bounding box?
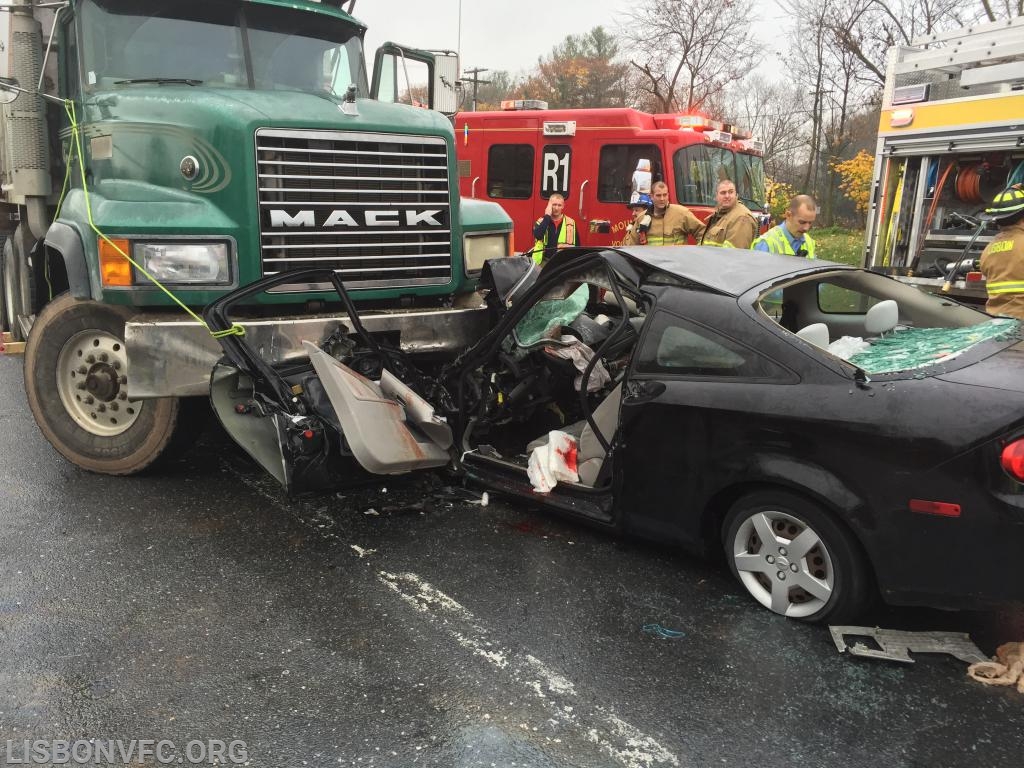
[1000,438,1024,482]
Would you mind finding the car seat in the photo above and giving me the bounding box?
[796,322,830,348]
[865,299,899,336]
[577,383,623,486]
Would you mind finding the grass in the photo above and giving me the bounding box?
[811,226,866,266]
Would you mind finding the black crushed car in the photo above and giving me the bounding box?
[204,246,1024,622]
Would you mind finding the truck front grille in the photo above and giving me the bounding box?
[256,129,452,291]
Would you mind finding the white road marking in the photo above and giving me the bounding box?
[379,570,682,768]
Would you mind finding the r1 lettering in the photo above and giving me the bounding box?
[542,150,570,196]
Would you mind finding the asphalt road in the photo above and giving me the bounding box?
[1,353,1023,768]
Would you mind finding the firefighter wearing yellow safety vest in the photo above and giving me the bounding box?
[752,194,817,258]
[624,181,705,246]
[979,185,1024,320]
[701,179,758,249]
[531,193,579,265]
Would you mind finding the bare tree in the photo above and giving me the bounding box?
[722,76,809,181]
[620,0,763,112]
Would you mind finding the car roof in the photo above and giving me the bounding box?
[608,245,850,297]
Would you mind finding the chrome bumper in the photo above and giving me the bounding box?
[125,305,491,398]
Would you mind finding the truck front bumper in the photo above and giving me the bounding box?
[125,305,491,399]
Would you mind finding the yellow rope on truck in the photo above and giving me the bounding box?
[62,100,244,339]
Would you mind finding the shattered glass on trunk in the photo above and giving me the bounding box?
[849,318,1021,374]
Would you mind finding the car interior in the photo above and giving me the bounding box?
[758,269,1020,373]
[461,266,648,489]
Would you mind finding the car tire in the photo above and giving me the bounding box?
[24,292,191,475]
[723,489,870,623]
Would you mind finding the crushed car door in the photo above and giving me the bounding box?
[203,269,457,493]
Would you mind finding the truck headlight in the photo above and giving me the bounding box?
[464,233,509,274]
[133,242,231,285]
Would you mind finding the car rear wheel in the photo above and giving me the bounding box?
[723,490,870,623]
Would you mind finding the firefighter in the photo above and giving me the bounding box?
[625,181,705,246]
[624,194,653,245]
[979,184,1024,319]
[701,178,758,249]
[752,194,817,258]
[531,193,579,265]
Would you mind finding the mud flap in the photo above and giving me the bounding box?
[303,341,451,474]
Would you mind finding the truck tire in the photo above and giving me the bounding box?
[0,235,8,333]
[24,292,190,475]
[2,237,23,340]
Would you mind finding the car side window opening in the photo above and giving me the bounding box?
[487,144,534,199]
[638,310,781,379]
[597,144,662,202]
[673,145,737,207]
[817,282,882,314]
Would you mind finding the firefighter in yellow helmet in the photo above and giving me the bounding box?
[979,184,1024,319]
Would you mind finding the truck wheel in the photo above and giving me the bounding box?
[0,235,8,333]
[2,237,23,340]
[25,293,189,475]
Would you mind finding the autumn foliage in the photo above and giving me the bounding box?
[831,151,874,217]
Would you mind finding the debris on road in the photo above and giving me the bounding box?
[829,626,988,664]
[641,623,686,639]
[968,642,1024,693]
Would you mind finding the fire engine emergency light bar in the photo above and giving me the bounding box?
[500,99,549,110]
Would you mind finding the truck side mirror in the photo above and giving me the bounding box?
[0,77,22,105]
[431,52,460,116]
[371,43,460,115]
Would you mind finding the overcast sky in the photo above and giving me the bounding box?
[355,0,788,81]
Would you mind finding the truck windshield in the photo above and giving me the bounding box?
[673,145,766,209]
[78,0,368,97]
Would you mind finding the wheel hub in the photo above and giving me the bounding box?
[56,329,142,437]
[85,363,120,401]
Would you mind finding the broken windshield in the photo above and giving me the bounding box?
[79,0,367,97]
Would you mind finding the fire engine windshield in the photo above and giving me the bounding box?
[674,146,766,209]
[78,0,368,98]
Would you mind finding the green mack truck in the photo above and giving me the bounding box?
[0,0,511,475]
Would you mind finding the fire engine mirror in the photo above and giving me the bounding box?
[589,220,611,234]
[0,78,22,105]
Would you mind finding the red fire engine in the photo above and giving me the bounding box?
[455,102,767,252]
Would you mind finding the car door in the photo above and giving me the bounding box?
[615,293,798,548]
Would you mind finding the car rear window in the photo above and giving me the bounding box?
[847,318,1020,374]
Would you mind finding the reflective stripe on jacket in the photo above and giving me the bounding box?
[751,225,816,258]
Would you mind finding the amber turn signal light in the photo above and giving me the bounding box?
[98,237,132,286]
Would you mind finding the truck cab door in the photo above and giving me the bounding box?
[371,42,460,115]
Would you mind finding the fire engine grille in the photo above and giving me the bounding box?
[256,129,452,291]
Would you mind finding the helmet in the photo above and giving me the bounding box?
[983,184,1024,222]
[628,193,653,210]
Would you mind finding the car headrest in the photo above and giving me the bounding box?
[865,299,899,335]
[796,322,830,348]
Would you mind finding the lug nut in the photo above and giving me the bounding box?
[97,404,106,413]
[778,547,788,556]
[84,395,94,405]
[777,572,786,581]
[766,555,775,564]
[78,365,88,375]
[86,354,96,364]
[76,382,87,390]
[99,353,109,362]
[118,392,127,401]
[113,361,122,370]
[110,403,118,412]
